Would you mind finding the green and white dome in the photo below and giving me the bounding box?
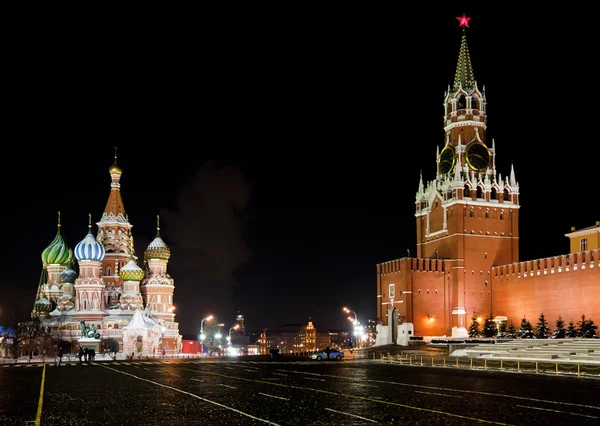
[120,257,145,281]
[41,225,72,266]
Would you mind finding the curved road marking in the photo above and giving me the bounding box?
[515,405,598,419]
[99,365,279,425]
[259,392,289,401]
[276,369,600,410]
[325,407,377,423]
[185,368,512,425]
[35,363,46,426]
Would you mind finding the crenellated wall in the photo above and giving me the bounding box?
[491,249,599,327]
[377,258,451,336]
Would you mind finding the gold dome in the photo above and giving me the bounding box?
[109,160,122,175]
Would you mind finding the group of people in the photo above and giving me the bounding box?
[78,346,96,362]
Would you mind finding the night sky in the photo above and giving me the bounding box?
[5,9,598,337]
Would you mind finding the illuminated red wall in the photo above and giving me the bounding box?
[181,339,201,354]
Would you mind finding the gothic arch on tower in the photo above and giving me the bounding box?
[387,306,399,344]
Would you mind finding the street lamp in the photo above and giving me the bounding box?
[228,324,240,345]
[342,307,358,325]
[199,315,214,341]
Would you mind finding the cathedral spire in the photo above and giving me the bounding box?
[453,14,476,92]
[101,148,127,223]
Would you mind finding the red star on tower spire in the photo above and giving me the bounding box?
[456,13,471,28]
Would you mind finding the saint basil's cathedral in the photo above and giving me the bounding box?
[32,153,182,356]
[376,16,599,344]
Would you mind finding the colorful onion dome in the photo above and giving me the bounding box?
[41,215,72,266]
[75,221,106,261]
[60,262,78,283]
[145,235,171,260]
[35,295,53,313]
[120,257,145,281]
[145,215,171,260]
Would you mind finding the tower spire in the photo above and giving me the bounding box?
[156,214,161,235]
[102,148,127,223]
[453,14,476,91]
[88,213,92,230]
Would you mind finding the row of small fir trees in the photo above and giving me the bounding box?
[468,312,598,339]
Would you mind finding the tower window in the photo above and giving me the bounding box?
[472,97,479,110]
[500,212,504,220]
[476,186,483,199]
[485,211,489,219]
[503,189,510,200]
[457,95,466,109]
[469,210,474,218]
[580,238,588,251]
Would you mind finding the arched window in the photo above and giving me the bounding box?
[491,187,497,200]
[472,97,479,110]
[106,266,111,276]
[469,210,474,218]
[476,186,483,199]
[503,189,510,201]
[457,95,466,109]
[485,211,489,219]
[464,184,471,199]
[500,211,504,220]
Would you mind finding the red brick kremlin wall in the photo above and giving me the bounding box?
[491,249,600,328]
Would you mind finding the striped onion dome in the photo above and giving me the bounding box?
[41,227,72,266]
[60,262,78,283]
[120,257,145,281]
[144,235,171,260]
[74,229,105,261]
[35,295,53,313]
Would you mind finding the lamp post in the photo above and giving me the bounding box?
[200,315,214,341]
[160,326,166,357]
[343,307,359,348]
[228,324,240,347]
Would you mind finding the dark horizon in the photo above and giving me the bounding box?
[4,10,598,336]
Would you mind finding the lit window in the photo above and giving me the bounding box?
[389,284,395,299]
[580,238,588,251]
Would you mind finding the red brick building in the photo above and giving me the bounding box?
[375,21,599,344]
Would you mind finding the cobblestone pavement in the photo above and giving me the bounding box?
[1,358,599,425]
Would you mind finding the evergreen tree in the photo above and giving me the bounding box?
[580,317,598,338]
[468,313,481,338]
[536,312,550,339]
[517,316,534,338]
[507,321,516,337]
[552,316,566,339]
[566,319,577,338]
[576,314,587,337]
[483,314,496,338]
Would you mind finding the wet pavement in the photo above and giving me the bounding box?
[1,358,598,425]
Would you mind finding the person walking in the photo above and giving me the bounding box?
[56,347,64,367]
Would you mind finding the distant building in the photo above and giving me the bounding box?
[257,321,330,355]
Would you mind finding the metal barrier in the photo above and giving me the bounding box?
[378,353,600,377]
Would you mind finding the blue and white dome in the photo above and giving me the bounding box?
[75,230,105,261]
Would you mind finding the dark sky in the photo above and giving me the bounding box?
[5,9,598,336]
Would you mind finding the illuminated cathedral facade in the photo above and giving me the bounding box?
[32,153,182,355]
[376,17,599,344]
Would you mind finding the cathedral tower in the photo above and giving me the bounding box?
[96,148,135,310]
[74,214,106,321]
[140,216,176,322]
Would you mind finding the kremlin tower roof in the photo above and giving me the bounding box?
[101,147,128,224]
[120,255,145,281]
[41,212,72,266]
[74,214,106,261]
[145,215,171,260]
[453,13,476,92]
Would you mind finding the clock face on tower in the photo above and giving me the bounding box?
[465,142,491,172]
[438,145,456,174]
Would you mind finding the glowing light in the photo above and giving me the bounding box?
[456,13,471,28]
